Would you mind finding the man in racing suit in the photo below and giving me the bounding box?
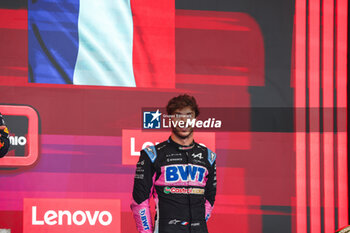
[131,94,217,233]
[0,113,10,158]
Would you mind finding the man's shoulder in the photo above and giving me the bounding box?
[194,142,214,152]
[194,142,206,151]
[194,142,216,165]
[141,140,169,162]
[154,140,169,151]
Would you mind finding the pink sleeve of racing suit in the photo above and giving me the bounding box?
[131,147,157,232]
[131,199,153,232]
[205,199,214,221]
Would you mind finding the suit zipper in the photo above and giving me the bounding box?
[186,151,192,233]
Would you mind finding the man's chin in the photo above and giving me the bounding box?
[173,128,193,139]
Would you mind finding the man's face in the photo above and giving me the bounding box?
[171,106,195,139]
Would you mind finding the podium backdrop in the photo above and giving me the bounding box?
[0,0,348,232]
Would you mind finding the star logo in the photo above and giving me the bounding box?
[150,109,161,122]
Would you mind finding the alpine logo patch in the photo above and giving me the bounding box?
[191,152,203,159]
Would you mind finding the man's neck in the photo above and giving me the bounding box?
[170,133,194,146]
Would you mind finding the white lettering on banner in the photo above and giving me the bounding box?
[130,137,159,156]
[130,137,207,157]
[9,136,27,146]
[72,211,86,225]
[31,206,112,226]
[32,206,44,225]
[45,210,57,225]
[163,118,222,128]
[142,142,154,149]
[130,137,139,156]
[58,210,72,225]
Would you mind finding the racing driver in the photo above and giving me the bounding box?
[131,94,217,233]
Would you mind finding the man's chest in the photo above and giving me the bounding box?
[157,149,208,167]
[154,149,210,186]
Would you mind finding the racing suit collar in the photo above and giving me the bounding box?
[168,136,195,150]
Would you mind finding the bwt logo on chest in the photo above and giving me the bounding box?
[165,164,207,183]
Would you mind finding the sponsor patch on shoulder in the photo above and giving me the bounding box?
[207,148,216,165]
[144,145,157,163]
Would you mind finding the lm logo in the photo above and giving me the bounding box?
[165,164,207,183]
[143,109,161,129]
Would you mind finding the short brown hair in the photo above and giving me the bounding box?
[166,94,200,117]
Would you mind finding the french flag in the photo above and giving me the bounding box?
[28,0,174,88]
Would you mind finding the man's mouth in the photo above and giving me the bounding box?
[179,127,191,133]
